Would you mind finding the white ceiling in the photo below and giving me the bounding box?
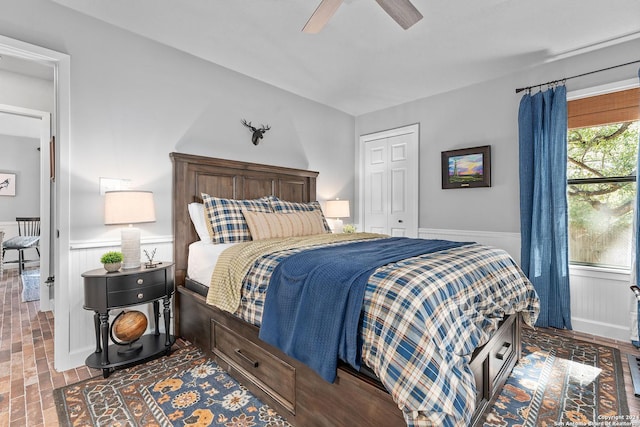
[40,0,640,115]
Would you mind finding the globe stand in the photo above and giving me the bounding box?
[116,342,143,356]
[110,310,148,358]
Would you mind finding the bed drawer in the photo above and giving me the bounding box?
[488,315,516,394]
[211,320,296,412]
[469,355,486,408]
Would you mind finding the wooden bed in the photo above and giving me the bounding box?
[170,152,521,426]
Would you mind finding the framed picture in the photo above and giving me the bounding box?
[0,172,16,196]
[441,145,491,189]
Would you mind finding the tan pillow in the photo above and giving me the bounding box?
[242,209,328,240]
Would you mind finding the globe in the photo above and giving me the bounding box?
[112,310,147,343]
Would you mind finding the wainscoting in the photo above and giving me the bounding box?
[419,228,633,342]
[569,265,632,341]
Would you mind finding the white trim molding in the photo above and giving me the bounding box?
[69,235,173,250]
[419,228,521,263]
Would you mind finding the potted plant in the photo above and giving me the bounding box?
[100,251,124,272]
[343,224,357,234]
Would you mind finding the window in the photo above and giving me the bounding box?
[567,87,640,269]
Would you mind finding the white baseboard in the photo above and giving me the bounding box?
[571,317,630,342]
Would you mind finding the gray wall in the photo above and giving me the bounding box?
[1,0,356,243]
[355,38,640,234]
[0,134,40,220]
[3,0,638,240]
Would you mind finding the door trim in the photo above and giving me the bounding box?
[0,35,72,371]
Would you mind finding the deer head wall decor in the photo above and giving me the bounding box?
[241,119,271,145]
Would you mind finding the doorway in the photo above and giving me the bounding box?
[359,123,419,237]
[0,34,72,371]
[0,107,52,309]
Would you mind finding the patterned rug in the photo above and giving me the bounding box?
[484,326,630,426]
[54,328,630,427]
[20,269,39,302]
[54,346,292,427]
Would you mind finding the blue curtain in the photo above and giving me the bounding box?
[632,68,640,348]
[518,85,572,329]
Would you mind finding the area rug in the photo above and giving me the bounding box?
[484,326,630,426]
[20,269,39,302]
[54,346,292,427]
[54,328,630,427]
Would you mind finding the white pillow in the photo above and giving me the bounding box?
[188,203,210,241]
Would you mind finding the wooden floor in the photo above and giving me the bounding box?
[0,267,639,426]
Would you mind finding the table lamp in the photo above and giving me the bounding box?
[325,199,350,233]
[104,191,156,269]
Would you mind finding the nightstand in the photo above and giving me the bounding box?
[82,262,175,378]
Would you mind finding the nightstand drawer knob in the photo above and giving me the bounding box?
[137,279,144,285]
[137,293,144,299]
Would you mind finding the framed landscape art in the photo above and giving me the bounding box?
[441,145,491,189]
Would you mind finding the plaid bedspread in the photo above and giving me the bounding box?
[224,236,539,426]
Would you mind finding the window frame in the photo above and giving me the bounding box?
[566,81,640,270]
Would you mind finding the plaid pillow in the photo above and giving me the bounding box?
[201,194,273,243]
[269,197,332,233]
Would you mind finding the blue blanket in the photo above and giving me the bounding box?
[258,237,470,382]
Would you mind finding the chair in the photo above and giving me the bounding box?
[2,217,40,274]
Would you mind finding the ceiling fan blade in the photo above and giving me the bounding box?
[302,0,344,34]
[374,0,423,30]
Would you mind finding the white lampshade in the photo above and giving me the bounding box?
[325,199,350,219]
[104,191,156,225]
[325,199,350,234]
[104,191,156,269]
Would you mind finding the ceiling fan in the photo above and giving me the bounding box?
[302,0,423,33]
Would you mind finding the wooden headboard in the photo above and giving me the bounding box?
[170,152,318,286]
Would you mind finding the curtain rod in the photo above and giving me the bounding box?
[514,59,640,94]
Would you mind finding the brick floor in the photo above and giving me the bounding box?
[0,268,187,426]
[0,267,638,425]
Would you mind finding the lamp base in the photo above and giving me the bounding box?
[331,218,344,234]
[121,227,141,269]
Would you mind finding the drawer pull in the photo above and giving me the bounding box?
[137,293,144,299]
[234,348,259,368]
[496,342,511,360]
[137,278,144,285]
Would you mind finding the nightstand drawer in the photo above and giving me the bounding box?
[108,282,167,307]
[106,269,166,292]
[212,320,295,411]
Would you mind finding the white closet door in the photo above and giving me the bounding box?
[361,124,419,237]
[363,138,388,234]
